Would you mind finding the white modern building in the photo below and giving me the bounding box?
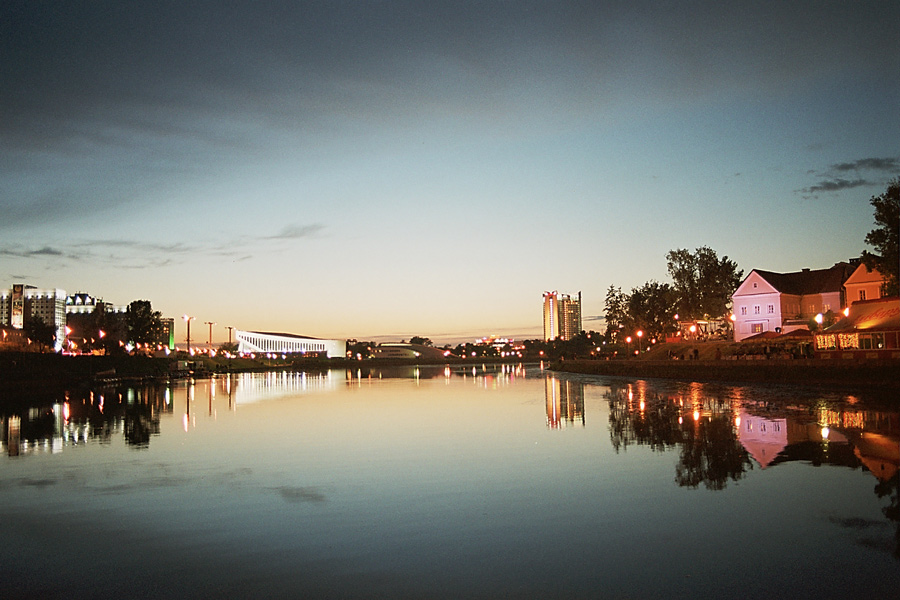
[235,330,346,358]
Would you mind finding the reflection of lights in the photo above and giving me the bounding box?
[693,410,700,421]
[639,400,645,411]
[678,416,683,424]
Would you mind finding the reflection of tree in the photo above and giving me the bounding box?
[608,389,682,452]
[874,472,900,560]
[676,416,753,490]
[606,383,752,490]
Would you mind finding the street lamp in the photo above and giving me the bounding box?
[637,330,644,353]
[205,321,216,349]
[183,315,195,354]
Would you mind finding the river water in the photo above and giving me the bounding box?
[1,364,898,598]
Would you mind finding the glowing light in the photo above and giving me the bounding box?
[843,307,850,317]
[821,426,830,440]
[815,313,823,324]
[693,410,700,421]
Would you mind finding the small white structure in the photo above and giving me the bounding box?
[235,330,345,358]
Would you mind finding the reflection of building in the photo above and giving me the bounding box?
[545,377,585,429]
[737,412,850,468]
[235,330,345,358]
[731,262,855,341]
[0,284,67,351]
[543,291,582,341]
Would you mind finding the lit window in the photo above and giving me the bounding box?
[751,323,763,334]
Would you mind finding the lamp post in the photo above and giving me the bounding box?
[205,321,216,350]
[626,336,632,356]
[637,330,644,354]
[226,326,234,346]
[183,315,195,354]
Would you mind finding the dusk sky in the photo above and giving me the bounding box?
[2,1,898,345]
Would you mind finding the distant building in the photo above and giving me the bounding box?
[371,343,450,360]
[0,284,67,351]
[543,291,582,341]
[731,262,856,342]
[235,330,345,358]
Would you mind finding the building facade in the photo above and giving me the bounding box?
[235,330,346,358]
[0,284,68,351]
[843,263,887,304]
[543,291,582,341]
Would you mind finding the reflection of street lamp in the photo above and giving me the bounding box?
[183,315,195,354]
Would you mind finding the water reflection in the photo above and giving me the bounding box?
[604,380,900,490]
[544,376,584,428]
[1,384,172,456]
[1,366,900,596]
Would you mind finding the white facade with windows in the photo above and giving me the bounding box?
[0,285,67,351]
[235,330,345,358]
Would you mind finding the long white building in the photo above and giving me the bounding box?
[235,330,346,358]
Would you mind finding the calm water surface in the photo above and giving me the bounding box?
[2,364,899,599]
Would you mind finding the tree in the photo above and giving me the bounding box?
[626,281,677,340]
[603,285,628,343]
[409,336,433,347]
[666,246,743,319]
[862,178,899,296]
[125,300,163,347]
[24,316,56,352]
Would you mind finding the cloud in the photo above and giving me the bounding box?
[799,156,900,196]
[830,157,900,172]
[0,246,64,258]
[265,224,324,240]
[802,178,870,194]
[0,222,322,271]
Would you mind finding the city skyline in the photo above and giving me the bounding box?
[2,2,898,345]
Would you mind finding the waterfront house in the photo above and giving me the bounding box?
[731,262,856,342]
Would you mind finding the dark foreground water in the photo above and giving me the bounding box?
[2,364,899,599]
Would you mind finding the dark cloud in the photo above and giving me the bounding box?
[800,155,900,196]
[802,178,870,194]
[830,158,900,172]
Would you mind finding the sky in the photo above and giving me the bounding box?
[2,1,898,345]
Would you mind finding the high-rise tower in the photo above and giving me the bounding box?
[543,291,582,341]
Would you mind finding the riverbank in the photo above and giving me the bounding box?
[550,357,900,392]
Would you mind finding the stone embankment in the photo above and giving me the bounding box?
[551,358,900,392]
